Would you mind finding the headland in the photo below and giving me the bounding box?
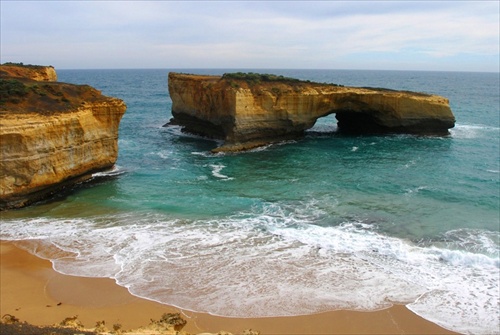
[0,63,126,210]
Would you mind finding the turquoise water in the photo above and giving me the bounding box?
[1,69,499,334]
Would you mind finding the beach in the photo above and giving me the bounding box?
[1,241,457,334]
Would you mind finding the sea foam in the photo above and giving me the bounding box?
[2,202,498,334]
[450,124,500,139]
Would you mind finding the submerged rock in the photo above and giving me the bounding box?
[168,72,455,152]
[0,63,126,210]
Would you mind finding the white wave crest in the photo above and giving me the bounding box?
[208,164,233,180]
[92,165,125,178]
[450,124,500,139]
[1,206,498,334]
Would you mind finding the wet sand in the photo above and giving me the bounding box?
[0,241,458,334]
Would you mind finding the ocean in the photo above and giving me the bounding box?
[1,69,499,334]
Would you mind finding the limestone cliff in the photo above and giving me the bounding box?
[0,63,57,82]
[0,65,126,210]
[168,72,455,152]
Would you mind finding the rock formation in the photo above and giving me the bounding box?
[0,64,126,210]
[1,312,260,335]
[0,63,57,82]
[168,72,455,152]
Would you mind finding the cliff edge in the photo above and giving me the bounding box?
[0,64,126,210]
[0,63,57,82]
[168,72,455,152]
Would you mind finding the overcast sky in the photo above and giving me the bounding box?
[1,1,499,72]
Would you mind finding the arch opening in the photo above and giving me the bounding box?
[307,113,338,134]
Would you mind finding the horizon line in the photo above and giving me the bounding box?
[51,67,500,74]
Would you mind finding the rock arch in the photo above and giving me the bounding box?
[168,72,455,152]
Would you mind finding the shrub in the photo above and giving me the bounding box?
[222,72,301,84]
[1,62,50,69]
[0,79,28,104]
[221,72,344,87]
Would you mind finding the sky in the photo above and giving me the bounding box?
[1,1,499,72]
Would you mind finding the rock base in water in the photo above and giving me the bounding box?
[168,72,455,152]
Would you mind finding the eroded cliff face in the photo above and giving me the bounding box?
[168,72,455,152]
[0,63,57,82]
[0,65,126,209]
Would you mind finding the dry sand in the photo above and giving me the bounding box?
[0,241,458,334]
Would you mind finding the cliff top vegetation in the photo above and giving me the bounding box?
[221,72,343,87]
[0,77,110,114]
[1,62,54,69]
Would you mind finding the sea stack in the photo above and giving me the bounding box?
[0,63,126,210]
[168,72,455,152]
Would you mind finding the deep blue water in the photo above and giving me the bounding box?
[1,69,499,334]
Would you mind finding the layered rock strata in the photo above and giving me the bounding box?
[168,72,455,152]
[0,64,126,209]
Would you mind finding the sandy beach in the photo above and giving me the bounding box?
[0,241,458,334]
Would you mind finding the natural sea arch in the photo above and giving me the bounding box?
[167,72,456,152]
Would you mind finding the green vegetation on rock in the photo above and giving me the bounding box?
[1,62,52,69]
[0,79,29,104]
[222,72,343,87]
[222,72,304,84]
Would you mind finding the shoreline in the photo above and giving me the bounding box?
[0,241,458,334]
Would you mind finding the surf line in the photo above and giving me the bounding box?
[208,164,234,180]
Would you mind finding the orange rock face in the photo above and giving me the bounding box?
[168,72,455,152]
[0,64,57,82]
[0,65,126,209]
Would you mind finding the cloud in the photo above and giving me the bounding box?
[1,1,498,71]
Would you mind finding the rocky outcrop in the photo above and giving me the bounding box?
[168,72,455,152]
[0,63,57,82]
[0,65,126,210]
[1,313,260,335]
